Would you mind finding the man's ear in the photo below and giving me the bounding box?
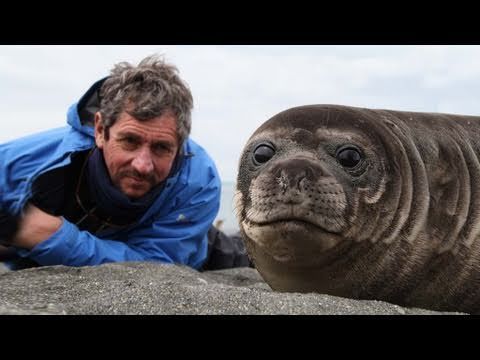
[94,112,105,149]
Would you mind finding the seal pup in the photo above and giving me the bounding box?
[235,104,480,314]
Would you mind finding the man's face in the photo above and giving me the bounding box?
[94,110,180,199]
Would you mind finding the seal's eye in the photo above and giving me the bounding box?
[336,146,362,168]
[253,144,275,165]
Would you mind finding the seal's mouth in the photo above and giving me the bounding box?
[242,216,345,262]
[246,218,340,235]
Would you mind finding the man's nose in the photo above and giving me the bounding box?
[131,147,154,174]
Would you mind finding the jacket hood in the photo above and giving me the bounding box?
[66,77,109,137]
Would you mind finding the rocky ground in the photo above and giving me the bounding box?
[0,262,465,315]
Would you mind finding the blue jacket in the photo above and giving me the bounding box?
[0,79,221,269]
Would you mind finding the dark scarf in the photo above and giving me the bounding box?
[86,147,166,225]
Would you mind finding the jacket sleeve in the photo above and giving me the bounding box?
[15,173,221,270]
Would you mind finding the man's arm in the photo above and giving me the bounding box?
[13,176,220,269]
[11,204,62,249]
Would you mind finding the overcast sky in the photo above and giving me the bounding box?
[2,45,480,181]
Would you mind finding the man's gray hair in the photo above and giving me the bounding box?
[99,54,193,147]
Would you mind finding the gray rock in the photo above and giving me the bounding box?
[0,262,465,315]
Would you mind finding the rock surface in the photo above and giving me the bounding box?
[0,262,465,315]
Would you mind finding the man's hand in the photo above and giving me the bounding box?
[11,204,63,249]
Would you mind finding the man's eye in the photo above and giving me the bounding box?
[122,137,139,147]
[153,144,170,154]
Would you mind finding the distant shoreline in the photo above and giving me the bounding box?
[215,182,239,235]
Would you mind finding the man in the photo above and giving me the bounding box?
[0,54,250,271]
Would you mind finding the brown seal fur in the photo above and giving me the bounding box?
[235,104,480,314]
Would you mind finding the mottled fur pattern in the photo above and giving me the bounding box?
[235,104,480,314]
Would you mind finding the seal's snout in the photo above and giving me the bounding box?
[271,158,328,191]
[246,153,348,234]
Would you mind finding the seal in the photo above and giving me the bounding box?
[235,104,480,314]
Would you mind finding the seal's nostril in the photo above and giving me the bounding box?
[294,171,307,191]
[276,170,289,193]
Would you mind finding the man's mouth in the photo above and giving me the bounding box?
[126,176,150,187]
